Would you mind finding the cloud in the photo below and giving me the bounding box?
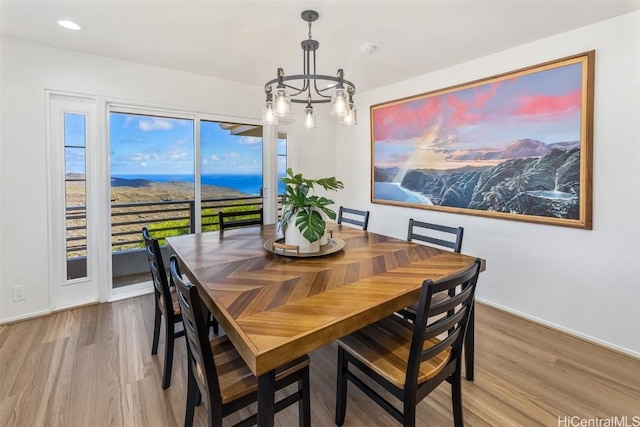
[139,118,174,131]
[210,155,220,161]
[123,143,189,163]
[445,82,502,128]
[140,162,146,167]
[515,89,581,118]
[119,135,146,144]
[373,96,441,142]
[129,152,151,161]
[229,152,240,158]
[237,137,261,145]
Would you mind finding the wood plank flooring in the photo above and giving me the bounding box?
[1,295,638,426]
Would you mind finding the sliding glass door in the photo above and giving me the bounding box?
[200,120,264,232]
[107,109,284,290]
[109,111,195,288]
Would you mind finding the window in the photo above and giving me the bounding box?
[64,113,88,280]
[200,120,264,232]
[278,135,287,195]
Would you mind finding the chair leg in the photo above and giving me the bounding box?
[161,321,175,390]
[335,346,348,426]
[451,371,464,427]
[184,362,197,427]
[206,397,223,427]
[465,301,475,381]
[299,366,311,427]
[209,313,219,336]
[195,387,202,407]
[403,394,416,427]
[151,300,161,355]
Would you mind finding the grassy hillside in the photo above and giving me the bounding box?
[65,179,261,254]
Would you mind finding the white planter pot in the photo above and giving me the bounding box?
[284,211,322,253]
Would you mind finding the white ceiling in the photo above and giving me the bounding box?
[2,0,639,93]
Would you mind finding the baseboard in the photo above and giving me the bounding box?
[109,280,154,302]
[0,283,154,324]
[476,298,640,360]
[0,309,53,325]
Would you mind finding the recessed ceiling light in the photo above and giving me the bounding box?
[360,44,378,56]
[58,20,83,31]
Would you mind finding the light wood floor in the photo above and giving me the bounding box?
[1,295,638,426]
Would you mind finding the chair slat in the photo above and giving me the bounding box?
[218,208,263,231]
[337,206,370,231]
[428,286,474,317]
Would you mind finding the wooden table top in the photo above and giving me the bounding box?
[167,224,481,376]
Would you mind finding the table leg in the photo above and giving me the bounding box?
[258,370,276,427]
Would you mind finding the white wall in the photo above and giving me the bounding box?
[0,37,334,322]
[336,12,640,356]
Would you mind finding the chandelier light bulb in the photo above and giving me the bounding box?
[303,105,316,130]
[274,87,292,117]
[330,87,349,117]
[262,101,278,125]
[340,104,358,126]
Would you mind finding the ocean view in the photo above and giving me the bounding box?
[113,173,285,195]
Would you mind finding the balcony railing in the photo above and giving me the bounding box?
[66,195,278,256]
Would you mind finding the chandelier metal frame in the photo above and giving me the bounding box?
[262,10,357,128]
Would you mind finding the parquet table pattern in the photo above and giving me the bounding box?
[167,224,482,377]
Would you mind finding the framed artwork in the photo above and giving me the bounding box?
[371,51,594,229]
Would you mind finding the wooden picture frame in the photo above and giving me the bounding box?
[371,51,594,229]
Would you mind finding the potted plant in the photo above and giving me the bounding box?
[280,168,344,253]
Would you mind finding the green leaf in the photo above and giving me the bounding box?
[295,209,325,243]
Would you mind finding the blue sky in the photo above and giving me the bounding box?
[108,113,277,176]
[64,113,86,175]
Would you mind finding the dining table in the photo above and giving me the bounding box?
[166,223,484,427]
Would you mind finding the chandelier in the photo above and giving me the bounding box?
[262,10,357,129]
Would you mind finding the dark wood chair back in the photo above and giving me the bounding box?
[335,258,482,426]
[408,259,480,387]
[142,227,172,316]
[404,219,476,382]
[170,256,312,427]
[218,208,263,231]
[407,218,464,253]
[170,257,223,415]
[337,206,370,231]
[142,227,184,389]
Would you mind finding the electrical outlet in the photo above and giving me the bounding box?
[12,286,26,301]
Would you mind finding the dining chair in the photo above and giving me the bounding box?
[337,206,370,231]
[407,218,464,252]
[335,258,481,427]
[143,227,218,390]
[404,218,475,381]
[218,208,263,231]
[170,256,311,427]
